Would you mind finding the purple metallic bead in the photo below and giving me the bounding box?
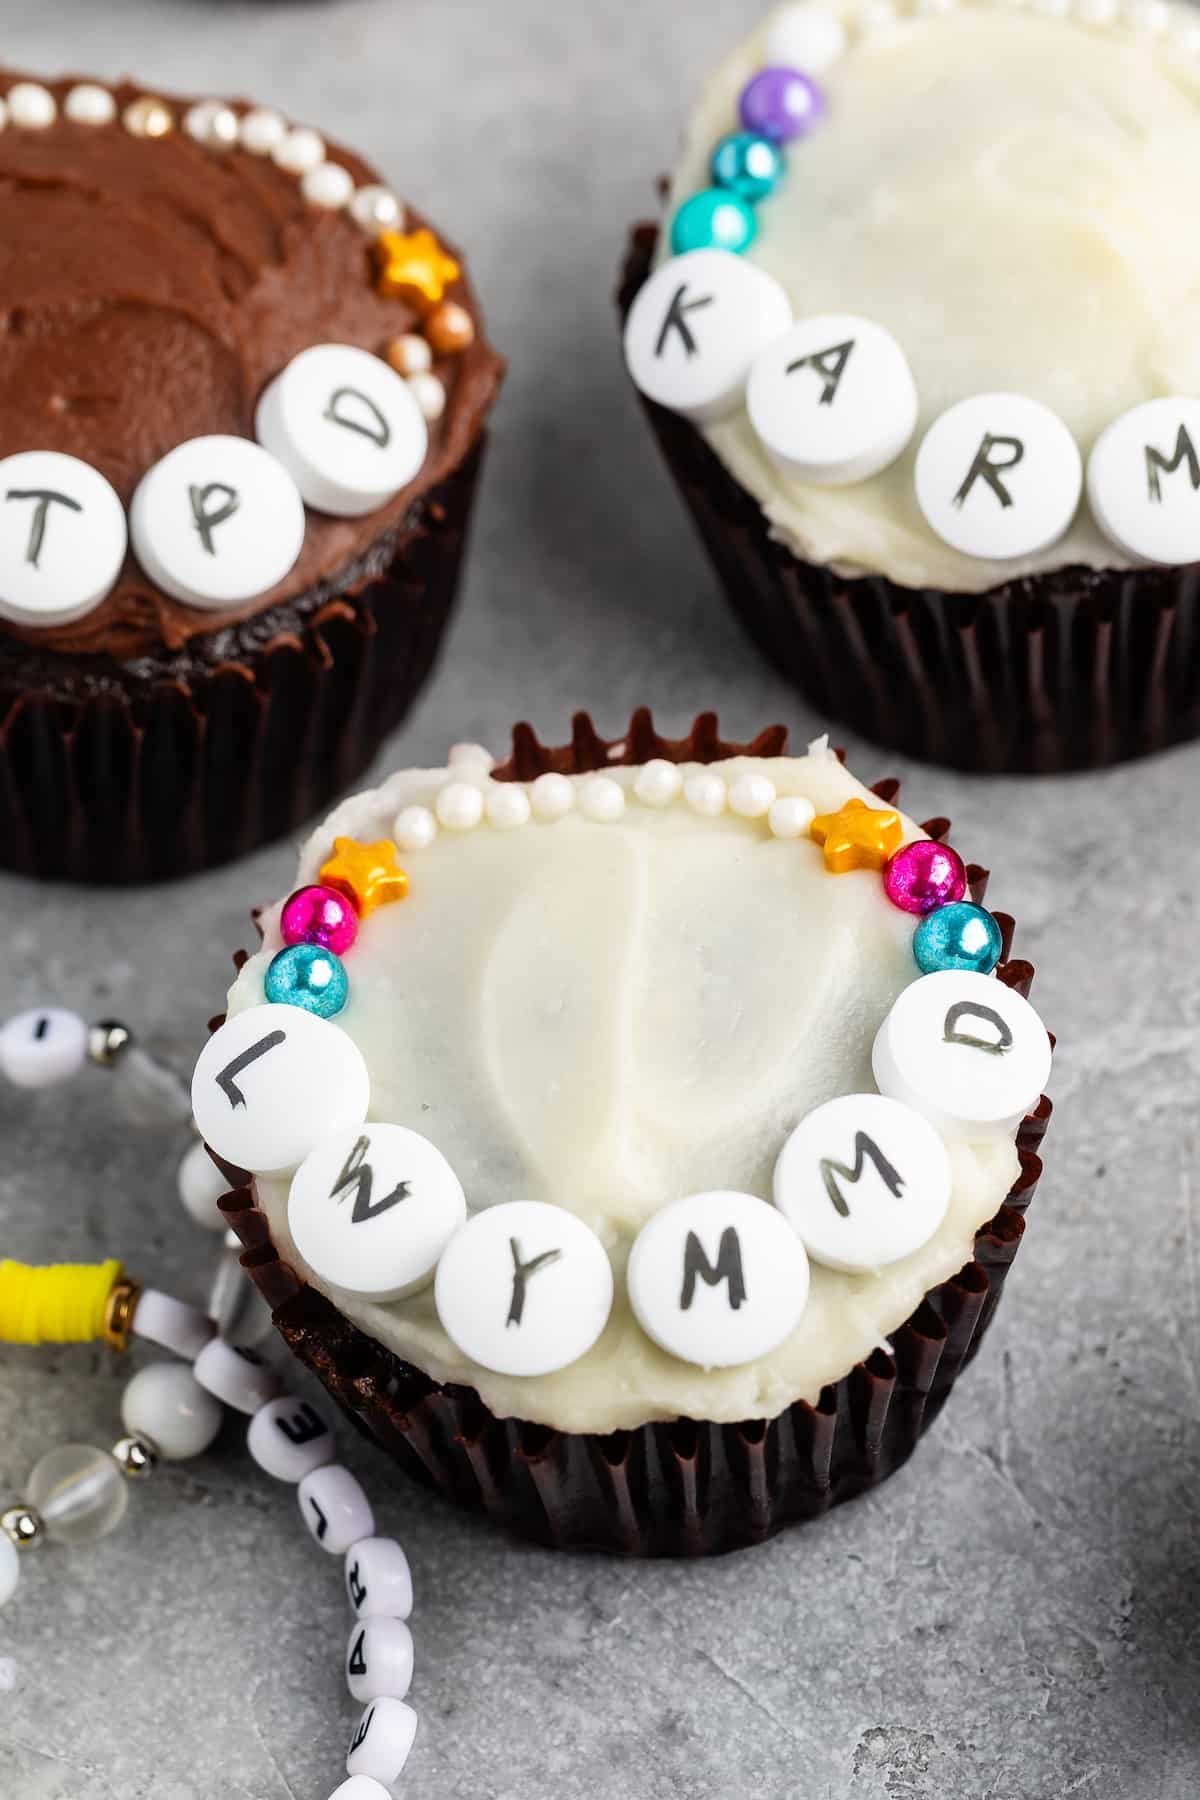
[280,884,359,956]
[738,65,825,143]
[883,841,968,916]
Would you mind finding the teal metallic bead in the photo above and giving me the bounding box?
[710,130,784,202]
[913,902,1003,977]
[670,187,758,256]
[265,942,349,1019]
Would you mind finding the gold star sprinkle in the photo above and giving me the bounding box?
[810,798,905,874]
[319,837,409,918]
[373,227,460,310]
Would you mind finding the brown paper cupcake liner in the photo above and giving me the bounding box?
[216,710,1053,1556]
[0,441,485,886]
[619,225,1200,773]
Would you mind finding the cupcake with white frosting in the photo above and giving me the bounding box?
[620,2,1200,771]
[197,713,1051,1555]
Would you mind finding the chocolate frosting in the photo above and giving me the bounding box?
[0,71,502,660]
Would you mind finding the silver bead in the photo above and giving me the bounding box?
[1,1505,44,1549]
[88,1019,134,1068]
[27,1445,129,1544]
[112,1435,159,1480]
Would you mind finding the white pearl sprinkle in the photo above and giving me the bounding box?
[1030,0,1070,15]
[729,773,777,819]
[8,83,56,130]
[393,805,437,852]
[238,107,286,155]
[768,795,816,840]
[435,781,484,831]
[853,0,899,31]
[530,772,574,821]
[1173,13,1200,47]
[350,183,404,234]
[388,334,432,377]
[273,126,325,175]
[64,83,115,126]
[684,772,727,818]
[302,161,355,209]
[485,784,532,830]
[448,742,494,775]
[408,372,446,422]
[764,6,848,75]
[1125,0,1169,28]
[184,100,238,149]
[913,0,956,14]
[1074,0,1118,19]
[633,759,682,807]
[579,775,626,823]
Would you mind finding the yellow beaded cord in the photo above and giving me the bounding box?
[0,1260,125,1347]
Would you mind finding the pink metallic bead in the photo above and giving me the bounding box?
[279,884,359,955]
[882,840,968,915]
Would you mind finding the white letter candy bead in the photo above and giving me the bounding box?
[345,1537,413,1623]
[300,1463,375,1554]
[627,1190,810,1369]
[191,1004,370,1176]
[773,1094,952,1272]
[434,1200,614,1377]
[130,435,305,608]
[914,394,1082,560]
[623,249,792,423]
[1087,398,1200,566]
[346,1617,415,1705]
[346,1698,418,1787]
[131,1288,214,1362]
[194,1341,282,1415]
[0,1006,88,1089]
[255,343,428,518]
[0,453,127,627]
[873,970,1052,1141]
[121,1363,224,1460]
[177,1139,230,1231]
[765,4,848,71]
[747,316,919,486]
[248,1394,336,1482]
[288,1124,467,1301]
[0,1533,18,1609]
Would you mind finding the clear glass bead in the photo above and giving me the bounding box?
[27,1445,129,1544]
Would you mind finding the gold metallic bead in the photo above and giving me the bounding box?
[1,1505,43,1549]
[112,1435,158,1480]
[123,96,174,139]
[103,1278,143,1353]
[88,1019,134,1068]
[425,300,475,356]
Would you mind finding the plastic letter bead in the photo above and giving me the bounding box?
[914,394,1082,560]
[0,452,128,627]
[280,885,359,956]
[622,249,792,423]
[27,1445,128,1544]
[1087,398,1200,566]
[193,1341,282,1415]
[299,1463,375,1554]
[772,1093,952,1272]
[288,1124,467,1301]
[191,1004,370,1176]
[627,1191,810,1369]
[872,969,1052,1141]
[913,900,1003,975]
[739,66,825,142]
[633,759,682,807]
[434,1200,614,1377]
[670,187,757,258]
[177,1140,231,1231]
[529,772,575,821]
[121,1362,224,1460]
[710,130,784,202]
[0,1007,88,1089]
[248,1394,336,1482]
[748,315,919,487]
[129,436,306,607]
[765,5,848,73]
[264,943,349,1020]
[883,840,968,916]
[0,1533,18,1608]
[346,1617,415,1704]
[345,1537,414,1622]
[345,1698,418,1786]
[132,1288,215,1362]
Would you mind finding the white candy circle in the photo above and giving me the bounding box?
[289,1123,467,1301]
[623,249,793,423]
[8,83,56,129]
[768,795,816,839]
[579,775,625,822]
[0,452,127,627]
[350,185,404,234]
[627,1191,810,1369]
[1087,398,1200,566]
[255,343,428,519]
[773,1093,952,1272]
[633,759,682,807]
[485,783,531,829]
[729,772,776,818]
[764,5,848,72]
[448,742,494,774]
[64,84,116,125]
[0,1006,88,1089]
[872,970,1051,1141]
[434,1201,614,1377]
[273,126,325,174]
[408,372,446,422]
[530,772,574,821]
[914,393,1082,561]
[684,771,726,817]
[393,805,437,851]
[747,315,919,486]
[177,1139,230,1231]
[239,107,286,155]
[301,161,355,208]
[130,435,305,608]
[191,1004,370,1176]
[435,781,484,830]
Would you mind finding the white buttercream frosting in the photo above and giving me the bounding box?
[226,747,1020,1433]
[660,1,1200,593]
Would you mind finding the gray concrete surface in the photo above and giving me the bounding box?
[0,1,1197,1795]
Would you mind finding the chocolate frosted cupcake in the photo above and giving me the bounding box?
[620,4,1200,771]
[0,72,501,883]
[194,713,1052,1556]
